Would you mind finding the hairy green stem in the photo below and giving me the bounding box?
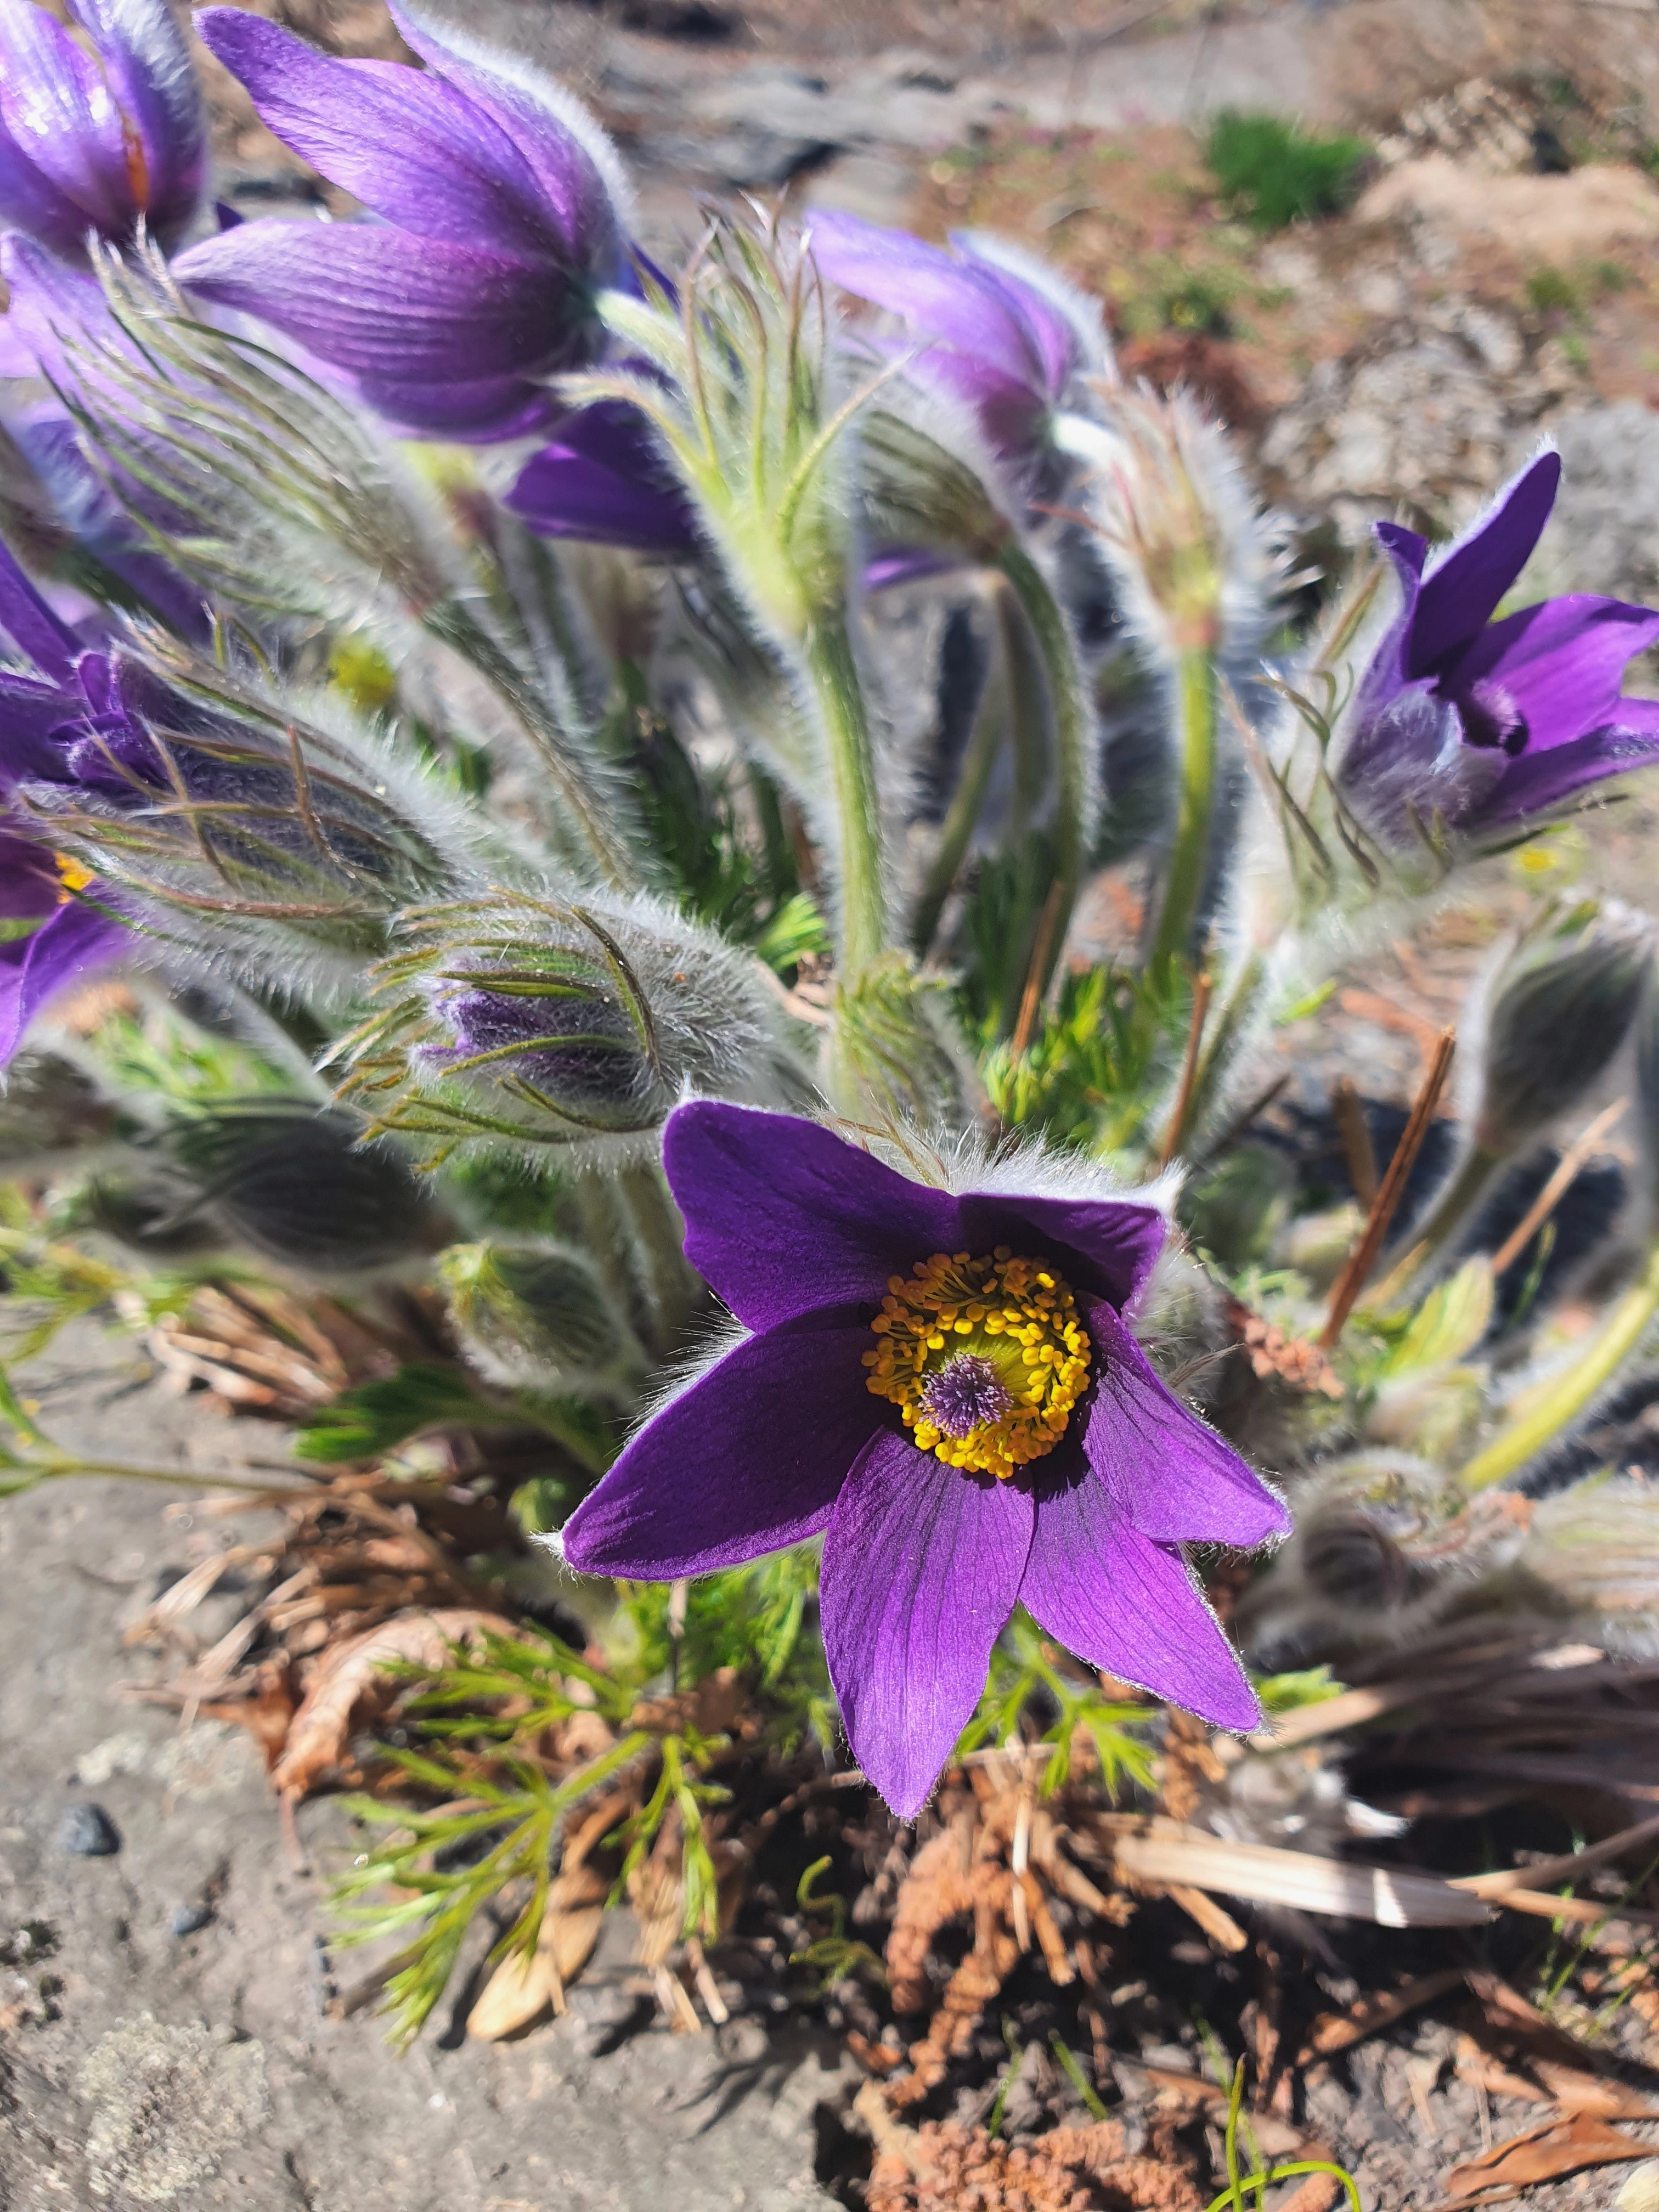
[996,541,1090,1001]
[911,593,1017,961]
[1460,1239,1659,1493]
[803,616,887,979]
[1150,647,1217,973]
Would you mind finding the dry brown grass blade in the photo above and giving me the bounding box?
[1106,1822,1492,1928]
[1441,2114,1651,2204]
[1297,1970,1465,2061]
[1320,1023,1455,1347]
[1451,1812,1659,1898]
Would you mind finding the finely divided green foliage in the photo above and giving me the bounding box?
[1205,111,1370,230]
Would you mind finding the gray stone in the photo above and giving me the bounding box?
[57,1802,121,1858]
[1524,401,1659,607]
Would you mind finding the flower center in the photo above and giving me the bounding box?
[1450,678,1530,757]
[862,1248,1092,1480]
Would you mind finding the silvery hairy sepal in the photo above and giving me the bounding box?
[332,887,797,1163]
[1468,899,1654,1157]
[1520,1476,1659,1655]
[439,1240,641,1393]
[80,1101,451,1275]
[19,636,484,997]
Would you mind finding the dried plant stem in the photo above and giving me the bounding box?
[1378,1139,1503,1308]
[1459,1236,1659,1494]
[997,540,1090,1000]
[1159,968,1214,1169]
[1331,1079,1378,1209]
[1011,881,1066,1059]
[803,615,887,979]
[1319,1028,1456,1348]
[1150,647,1216,973]
[1488,1098,1627,1277]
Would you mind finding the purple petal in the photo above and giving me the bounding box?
[1408,452,1560,677]
[70,0,204,246]
[958,1194,1167,1316]
[820,1429,1031,1816]
[1449,594,1659,751]
[384,2,622,266]
[176,221,577,387]
[506,399,697,554]
[0,895,126,1060]
[862,545,960,592]
[1020,1469,1260,1731]
[1473,702,1659,827]
[0,123,107,258]
[558,1318,878,1578]
[0,824,60,916]
[0,0,132,237]
[949,231,1087,398]
[194,9,564,264]
[808,209,1049,400]
[662,1101,964,1331]
[1080,1297,1289,1546]
[0,530,82,680]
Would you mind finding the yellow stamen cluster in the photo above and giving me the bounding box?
[863,1247,1092,1481]
[54,854,94,899]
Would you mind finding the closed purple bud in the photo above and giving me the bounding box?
[174,5,633,441]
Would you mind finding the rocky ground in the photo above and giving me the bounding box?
[12,1,1659,2205]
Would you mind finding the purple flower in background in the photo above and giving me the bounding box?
[175,4,633,442]
[0,0,204,260]
[1335,450,1659,845]
[560,1101,1286,1816]
[808,212,1106,477]
[506,399,697,555]
[0,542,128,1059]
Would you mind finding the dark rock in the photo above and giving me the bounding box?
[57,1802,121,1858]
[171,1901,214,1937]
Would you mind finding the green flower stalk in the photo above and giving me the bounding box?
[581,224,891,981]
[1066,388,1282,975]
[1390,899,1653,1293]
[1460,1240,1659,1493]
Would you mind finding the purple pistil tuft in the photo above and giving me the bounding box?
[919,1355,1013,1441]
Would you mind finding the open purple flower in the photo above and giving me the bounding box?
[560,1101,1288,1816]
[0,825,125,1059]
[1335,450,1659,845]
[808,212,1105,479]
[0,544,129,1059]
[505,399,697,555]
[175,5,632,442]
[0,0,204,261]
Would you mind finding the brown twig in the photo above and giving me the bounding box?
[1159,968,1214,1170]
[1319,1027,1456,1348]
[1489,1098,1627,1277]
[1332,1077,1379,1210]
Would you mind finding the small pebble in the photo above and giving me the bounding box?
[57,1802,121,1857]
[170,1901,213,1937]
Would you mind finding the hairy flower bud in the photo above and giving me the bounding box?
[1520,1475,1659,1651]
[439,1239,640,1391]
[334,887,795,1160]
[20,638,481,994]
[1470,900,1654,1157]
[84,1100,452,1274]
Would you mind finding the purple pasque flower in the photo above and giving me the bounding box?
[174,4,633,442]
[0,823,125,1059]
[1335,450,1659,845]
[505,399,698,555]
[560,1101,1288,1817]
[0,545,129,1059]
[808,211,1105,478]
[0,0,204,261]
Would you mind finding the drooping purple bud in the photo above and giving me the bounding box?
[0,0,205,260]
[174,5,633,442]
